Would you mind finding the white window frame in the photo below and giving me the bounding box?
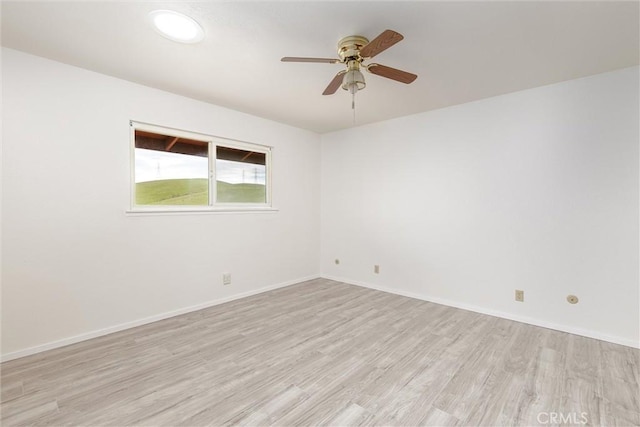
[129,121,273,213]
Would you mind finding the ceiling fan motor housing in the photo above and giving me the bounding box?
[337,35,369,61]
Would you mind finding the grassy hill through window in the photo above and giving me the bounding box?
[136,178,265,205]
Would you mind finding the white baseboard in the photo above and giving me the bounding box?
[1,275,320,362]
[322,275,640,349]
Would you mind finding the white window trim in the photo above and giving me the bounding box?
[129,121,274,214]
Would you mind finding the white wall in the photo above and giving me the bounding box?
[321,67,639,347]
[1,48,321,359]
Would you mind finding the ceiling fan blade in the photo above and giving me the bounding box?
[359,29,404,59]
[281,57,341,64]
[323,71,347,95]
[367,64,417,84]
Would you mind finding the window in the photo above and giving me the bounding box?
[131,122,271,210]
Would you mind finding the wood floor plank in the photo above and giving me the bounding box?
[2,279,638,426]
[0,380,24,403]
[325,402,375,427]
[417,406,461,426]
[1,399,59,426]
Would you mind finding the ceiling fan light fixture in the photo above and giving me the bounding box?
[342,69,366,94]
[149,10,204,44]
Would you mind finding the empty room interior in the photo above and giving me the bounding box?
[1,1,639,426]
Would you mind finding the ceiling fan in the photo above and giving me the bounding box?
[281,29,418,99]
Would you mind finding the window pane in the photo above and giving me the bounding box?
[216,146,266,203]
[134,130,209,205]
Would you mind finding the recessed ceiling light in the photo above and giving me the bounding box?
[149,10,204,44]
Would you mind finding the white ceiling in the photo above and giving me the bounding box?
[2,1,638,133]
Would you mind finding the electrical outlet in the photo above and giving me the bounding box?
[374,265,380,274]
[515,290,524,302]
[223,273,231,286]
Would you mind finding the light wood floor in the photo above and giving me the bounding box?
[1,278,639,426]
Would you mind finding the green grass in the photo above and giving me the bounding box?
[136,178,266,205]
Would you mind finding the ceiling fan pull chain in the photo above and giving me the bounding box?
[352,92,356,125]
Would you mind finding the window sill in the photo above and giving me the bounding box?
[125,207,279,216]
